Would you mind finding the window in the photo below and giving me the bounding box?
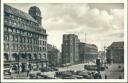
[24,31,27,36]
[4,53,9,61]
[12,44,15,50]
[4,19,8,24]
[12,35,15,41]
[31,46,33,51]
[27,38,29,43]
[43,47,45,51]
[22,54,27,59]
[4,12,9,17]
[16,29,20,34]
[20,37,23,43]
[13,28,16,33]
[9,20,12,25]
[20,45,23,50]
[12,54,18,61]
[34,40,36,44]
[14,21,16,26]
[4,43,9,50]
[8,28,13,32]
[18,36,21,42]
[4,26,8,31]
[37,40,39,44]
[34,54,37,60]
[10,35,13,41]
[20,30,24,35]
[4,34,9,41]
[28,54,32,60]
[23,37,25,43]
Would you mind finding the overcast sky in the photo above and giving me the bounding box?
[7,3,124,51]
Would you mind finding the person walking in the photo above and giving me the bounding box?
[105,74,107,79]
[26,67,29,77]
[98,72,102,79]
[9,67,12,76]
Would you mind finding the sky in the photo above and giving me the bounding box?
[7,3,124,51]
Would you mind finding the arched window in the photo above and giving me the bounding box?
[34,54,37,60]
[28,54,32,60]
[21,54,27,59]
[38,53,41,59]
[12,53,18,61]
[4,53,9,61]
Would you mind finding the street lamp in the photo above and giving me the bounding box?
[104,46,107,68]
[18,51,20,78]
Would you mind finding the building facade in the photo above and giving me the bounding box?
[4,4,47,73]
[78,42,86,63]
[106,42,124,64]
[78,42,98,63]
[62,34,80,65]
[47,44,61,67]
[84,43,98,62]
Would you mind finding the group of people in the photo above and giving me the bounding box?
[8,63,32,76]
[93,71,102,79]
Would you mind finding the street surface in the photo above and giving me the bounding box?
[59,63,124,79]
[4,63,124,79]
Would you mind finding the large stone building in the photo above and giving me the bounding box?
[4,4,47,72]
[106,42,124,64]
[78,42,86,63]
[62,34,80,65]
[78,42,98,63]
[47,44,61,67]
[84,43,98,62]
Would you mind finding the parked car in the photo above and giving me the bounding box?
[29,69,41,79]
[77,70,91,79]
[4,68,10,75]
[71,75,83,79]
[52,67,59,71]
[38,73,56,79]
[62,76,76,79]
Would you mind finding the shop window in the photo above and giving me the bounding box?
[28,54,32,60]
[12,53,18,61]
[21,54,27,59]
[34,54,37,60]
[4,53,9,61]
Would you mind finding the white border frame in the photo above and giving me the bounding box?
[1,0,127,82]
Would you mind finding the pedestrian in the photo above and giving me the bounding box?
[28,64,32,70]
[26,64,30,77]
[9,67,12,76]
[105,74,107,79]
[19,65,22,72]
[99,74,102,79]
[98,71,102,79]
[119,75,122,79]
[27,69,29,77]
[94,72,98,79]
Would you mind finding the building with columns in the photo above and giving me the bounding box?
[4,4,47,73]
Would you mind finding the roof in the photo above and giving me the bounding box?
[29,6,41,16]
[111,41,124,48]
[85,43,98,49]
[4,4,37,23]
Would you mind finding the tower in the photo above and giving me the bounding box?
[29,6,42,25]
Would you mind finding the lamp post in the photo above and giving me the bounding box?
[17,51,20,78]
[104,46,107,68]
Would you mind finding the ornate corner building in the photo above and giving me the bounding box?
[4,4,47,73]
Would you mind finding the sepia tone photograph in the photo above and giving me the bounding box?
[2,2,125,80]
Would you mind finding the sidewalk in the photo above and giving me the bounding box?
[4,72,28,79]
